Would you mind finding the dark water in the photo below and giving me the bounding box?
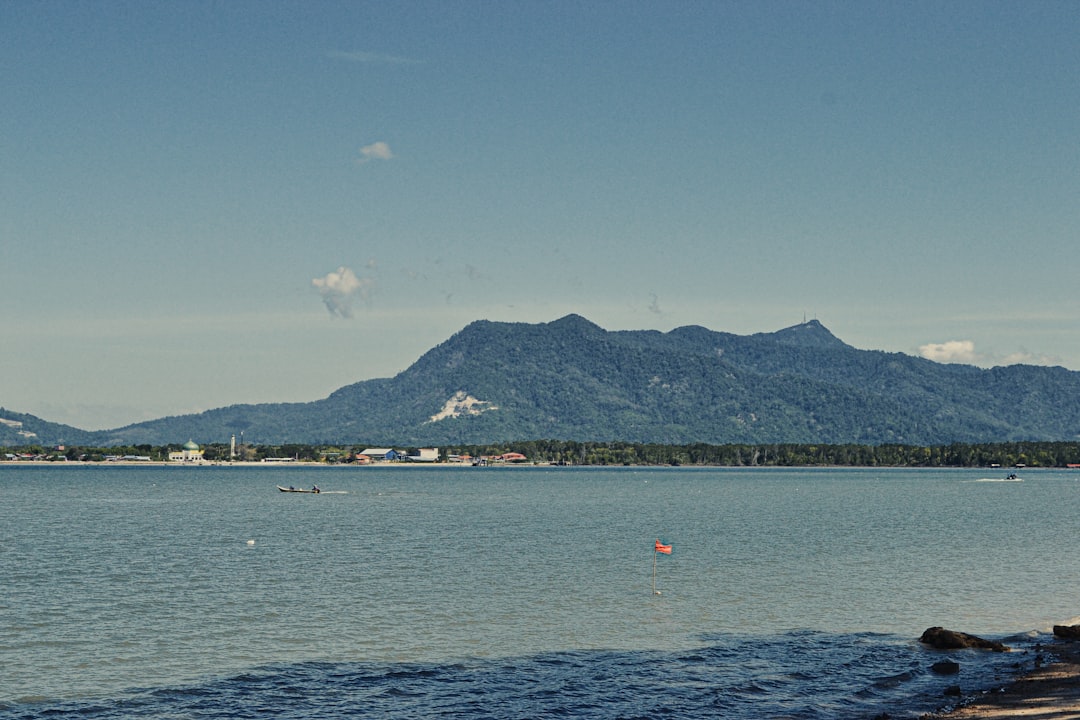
[0,632,1038,719]
[1,466,1070,718]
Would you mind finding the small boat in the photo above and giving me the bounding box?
[277,485,321,493]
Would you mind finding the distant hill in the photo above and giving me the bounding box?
[0,409,97,447]
[7,314,1080,447]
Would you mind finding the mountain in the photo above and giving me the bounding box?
[9,315,1080,447]
[0,409,98,447]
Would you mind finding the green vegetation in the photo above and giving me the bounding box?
[4,317,1080,447]
[448,440,1080,467]
[4,441,1079,468]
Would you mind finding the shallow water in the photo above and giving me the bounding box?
[1,465,1075,718]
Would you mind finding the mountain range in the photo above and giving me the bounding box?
[4,314,1080,447]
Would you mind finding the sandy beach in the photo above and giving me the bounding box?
[926,642,1080,719]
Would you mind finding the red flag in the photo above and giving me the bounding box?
[654,539,672,554]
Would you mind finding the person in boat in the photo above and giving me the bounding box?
[312,485,320,494]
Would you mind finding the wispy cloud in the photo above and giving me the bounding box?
[358,141,394,164]
[1000,350,1061,367]
[312,266,374,318]
[918,340,980,365]
[919,340,1061,368]
[328,50,422,65]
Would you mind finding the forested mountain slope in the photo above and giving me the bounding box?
[10,315,1080,446]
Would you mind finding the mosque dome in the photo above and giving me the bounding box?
[183,440,200,451]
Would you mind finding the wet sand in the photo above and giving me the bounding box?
[925,642,1080,719]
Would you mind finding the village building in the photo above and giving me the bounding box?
[408,448,440,462]
[358,448,400,462]
[169,440,204,463]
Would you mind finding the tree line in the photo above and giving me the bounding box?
[447,440,1080,468]
[4,440,1080,468]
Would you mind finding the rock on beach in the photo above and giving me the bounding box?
[1053,624,1080,640]
[921,641,1080,719]
[920,627,1010,652]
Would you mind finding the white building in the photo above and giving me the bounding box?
[169,440,204,462]
[409,448,440,462]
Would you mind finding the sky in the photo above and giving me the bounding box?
[3,1,1078,431]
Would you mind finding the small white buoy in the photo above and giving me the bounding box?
[246,539,255,546]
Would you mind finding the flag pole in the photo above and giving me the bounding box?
[652,538,672,594]
[652,539,659,595]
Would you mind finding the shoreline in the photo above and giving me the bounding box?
[0,460,487,467]
[924,640,1080,719]
[1,461,1068,470]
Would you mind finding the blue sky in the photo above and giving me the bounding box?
[3,1,1078,430]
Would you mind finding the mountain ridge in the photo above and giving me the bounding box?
[3,315,1079,447]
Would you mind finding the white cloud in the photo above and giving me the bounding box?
[358,141,394,164]
[312,266,374,318]
[918,340,979,364]
[919,339,1063,368]
[1000,350,1060,367]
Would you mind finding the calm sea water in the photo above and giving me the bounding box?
[2,465,1078,718]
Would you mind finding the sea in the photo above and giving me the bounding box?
[2,465,1078,719]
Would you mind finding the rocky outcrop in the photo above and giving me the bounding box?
[920,627,1010,652]
[1053,625,1080,640]
[930,660,961,675]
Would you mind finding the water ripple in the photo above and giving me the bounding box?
[0,632,1031,720]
